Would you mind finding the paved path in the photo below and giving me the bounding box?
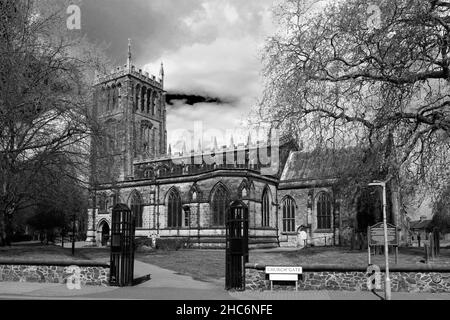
[110,260,233,300]
[0,259,233,300]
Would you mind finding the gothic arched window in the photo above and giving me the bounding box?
[261,188,271,227]
[167,189,182,228]
[211,185,229,227]
[317,192,332,230]
[282,197,296,232]
[130,191,144,228]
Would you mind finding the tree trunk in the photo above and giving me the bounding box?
[0,212,5,246]
[390,176,406,244]
[4,213,13,246]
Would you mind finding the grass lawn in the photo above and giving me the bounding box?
[77,247,110,262]
[0,242,97,262]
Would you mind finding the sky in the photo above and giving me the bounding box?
[79,0,278,153]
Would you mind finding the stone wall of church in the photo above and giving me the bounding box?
[89,179,362,249]
[277,187,335,247]
[88,174,279,248]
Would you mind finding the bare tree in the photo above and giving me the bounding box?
[0,0,108,245]
[260,0,450,213]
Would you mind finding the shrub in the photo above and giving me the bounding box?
[155,238,191,251]
[135,237,153,248]
[11,233,33,243]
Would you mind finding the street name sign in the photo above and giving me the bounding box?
[265,266,303,291]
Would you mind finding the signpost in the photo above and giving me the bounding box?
[265,266,303,291]
[368,222,399,265]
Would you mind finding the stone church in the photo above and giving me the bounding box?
[87,43,404,248]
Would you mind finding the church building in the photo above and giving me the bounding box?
[87,43,405,248]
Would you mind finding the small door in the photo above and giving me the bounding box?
[101,223,110,246]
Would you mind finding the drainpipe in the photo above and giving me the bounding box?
[92,186,97,245]
[197,198,201,248]
[156,182,160,235]
[275,184,280,247]
[152,187,156,233]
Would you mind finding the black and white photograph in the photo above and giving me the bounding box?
[1,0,450,309]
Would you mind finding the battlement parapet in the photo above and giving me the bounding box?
[95,64,163,89]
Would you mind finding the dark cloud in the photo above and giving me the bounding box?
[80,0,205,65]
[79,0,274,67]
[166,94,226,106]
[71,0,276,149]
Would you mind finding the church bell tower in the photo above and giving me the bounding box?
[92,40,167,183]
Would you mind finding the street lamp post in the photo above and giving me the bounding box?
[368,181,391,301]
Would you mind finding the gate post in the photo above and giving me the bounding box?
[225,200,249,291]
[110,204,136,287]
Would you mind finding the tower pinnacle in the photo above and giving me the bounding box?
[159,62,165,81]
[127,38,132,70]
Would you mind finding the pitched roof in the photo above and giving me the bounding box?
[410,219,432,230]
[280,148,361,182]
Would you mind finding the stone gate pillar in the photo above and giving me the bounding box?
[86,208,97,243]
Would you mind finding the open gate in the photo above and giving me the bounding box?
[110,204,136,287]
[225,200,249,291]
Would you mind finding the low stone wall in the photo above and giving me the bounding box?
[246,264,450,293]
[0,260,110,286]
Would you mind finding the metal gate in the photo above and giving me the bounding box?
[225,200,249,291]
[110,204,136,287]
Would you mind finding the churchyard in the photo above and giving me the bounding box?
[3,242,450,284]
